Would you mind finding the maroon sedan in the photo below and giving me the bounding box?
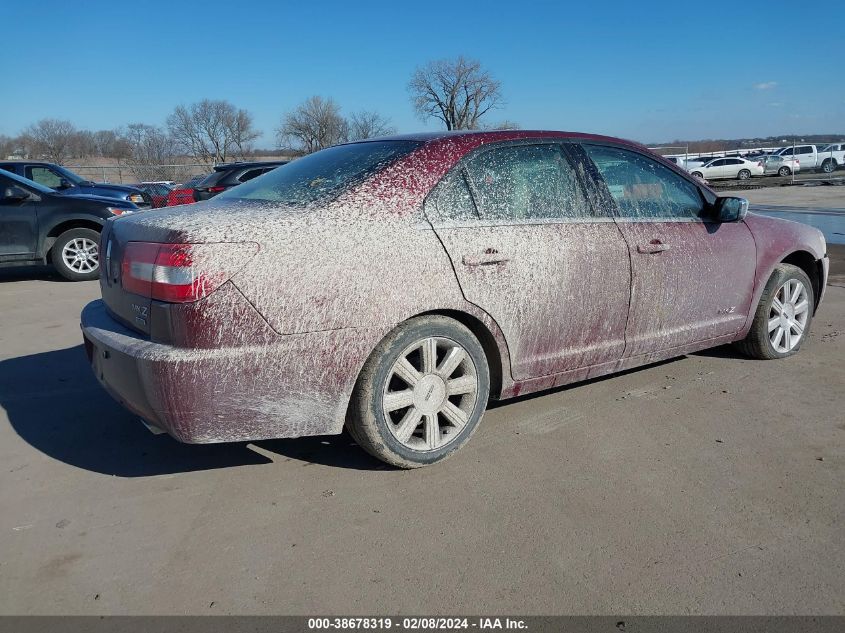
[81,131,829,468]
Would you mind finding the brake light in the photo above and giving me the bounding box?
[121,242,259,303]
[208,186,226,193]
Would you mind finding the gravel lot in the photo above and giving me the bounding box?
[1,200,843,615]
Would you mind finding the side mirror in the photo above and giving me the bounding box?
[2,185,32,203]
[715,196,749,222]
[59,178,74,189]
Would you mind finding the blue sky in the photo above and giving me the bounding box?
[1,0,842,145]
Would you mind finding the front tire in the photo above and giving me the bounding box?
[691,171,703,179]
[737,169,751,180]
[736,264,814,360]
[51,228,101,281]
[347,315,490,468]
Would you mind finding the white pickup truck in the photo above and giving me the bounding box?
[774,145,821,170]
[816,143,845,173]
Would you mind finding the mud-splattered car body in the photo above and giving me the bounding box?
[80,130,828,446]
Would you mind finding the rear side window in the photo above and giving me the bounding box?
[237,168,265,183]
[583,145,705,220]
[464,144,590,221]
[427,170,479,223]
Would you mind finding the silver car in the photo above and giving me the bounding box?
[760,155,800,177]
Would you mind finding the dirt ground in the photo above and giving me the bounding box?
[0,205,843,615]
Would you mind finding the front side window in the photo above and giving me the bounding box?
[464,143,590,221]
[27,166,63,189]
[583,144,706,220]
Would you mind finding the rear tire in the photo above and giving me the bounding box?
[821,159,836,174]
[736,264,814,360]
[51,228,101,281]
[738,169,751,180]
[778,166,791,177]
[346,315,490,468]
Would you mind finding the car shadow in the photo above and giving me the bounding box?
[0,265,65,283]
[487,357,681,410]
[1,345,385,477]
[690,343,749,360]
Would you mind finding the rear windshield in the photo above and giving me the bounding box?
[217,140,422,206]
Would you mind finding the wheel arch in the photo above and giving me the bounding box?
[414,308,507,400]
[44,219,104,261]
[781,250,822,314]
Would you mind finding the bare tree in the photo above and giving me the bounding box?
[93,129,131,159]
[482,119,521,131]
[70,130,97,159]
[120,123,180,181]
[167,99,260,165]
[22,119,78,163]
[277,96,348,153]
[409,56,503,130]
[348,110,396,140]
[0,135,16,159]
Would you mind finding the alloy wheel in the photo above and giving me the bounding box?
[769,278,809,353]
[382,336,478,451]
[62,237,99,273]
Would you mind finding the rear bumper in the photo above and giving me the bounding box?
[80,300,379,443]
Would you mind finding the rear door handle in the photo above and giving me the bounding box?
[637,240,670,254]
[462,249,510,266]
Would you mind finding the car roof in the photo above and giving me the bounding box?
[351,129,649,149]
[213,160,289,171]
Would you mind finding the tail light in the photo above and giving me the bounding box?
[208,186,226,193]
[121,242,259,303]
[795,160,799,165]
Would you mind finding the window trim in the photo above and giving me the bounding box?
[577,141,717,223]
[423,138,608,228]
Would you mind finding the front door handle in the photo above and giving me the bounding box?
[637,240,670,254]
[462,249,510,267]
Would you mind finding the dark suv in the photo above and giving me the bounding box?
[0,161,152,208]
[0,168,138,280]
[192,161,287,201]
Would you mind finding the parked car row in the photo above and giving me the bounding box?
[666,142,844,180]
[0,167,139,280]
[0,161,153,207]
[0,159,291,280]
